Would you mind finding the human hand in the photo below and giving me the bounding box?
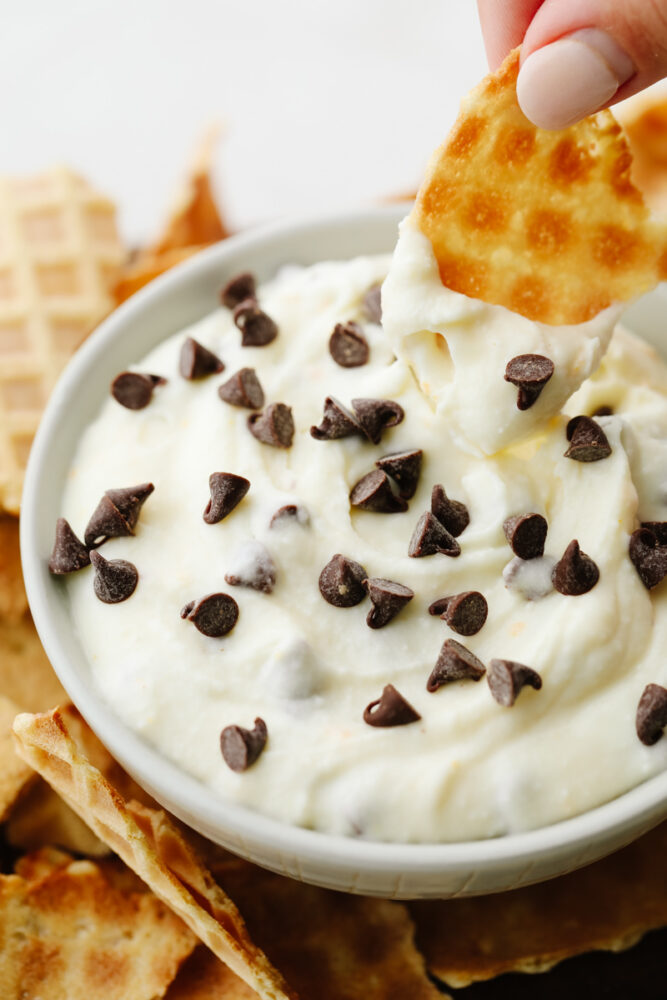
[477,0,667,129]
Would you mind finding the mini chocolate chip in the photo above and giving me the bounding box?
[503,555,556,601]
[504,354,554,410]
[248,403,294,448]
[233,299,278,347]
[427,639,486,692]
[363,684,420,727]
[310,397,363,440]
[488,659,542,707]
[104,483,154,531]
[180,592,239,637]
[375,449,423,500]
[111,372,165,410]
[221,271,257,309]
[203,473,250,524]
[90,550,138,604]
[362,283,382,324]
[629,527,667,590]
[592,404,614,417]
[351,398,405,445]
[564,415,612,462]
[636,683,667,746]
[225,541,276,594]
[431,485,470,537]
[364,578,414,629]
[503,513,547,560]
[350,470,408,513]
[270,504,310,528]
[218,367,264,409]
[319,554,368,607]
[48,518,90,574]
[220,717,267,771]
[329,321,369,368]
[431,592,488,636]
[408,512,461,558]
[552,540,600,596]
[84,497,132,548]
[85,483,154,548]
[179,337,224,379]
[641,521,667,546]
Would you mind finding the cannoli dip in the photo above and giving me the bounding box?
[58,221,667,842]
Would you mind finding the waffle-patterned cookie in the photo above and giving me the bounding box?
[413,49,667,326]
[12,707,296,1000]
[0,167,125,513]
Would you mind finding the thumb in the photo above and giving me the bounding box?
[516,0,667,129]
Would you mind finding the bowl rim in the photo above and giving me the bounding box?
[20,203,667,876]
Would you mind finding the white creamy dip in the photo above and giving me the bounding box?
[61,244,667,842]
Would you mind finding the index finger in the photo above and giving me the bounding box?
[477,0,544,68]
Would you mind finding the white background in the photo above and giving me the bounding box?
[0,0,487,244]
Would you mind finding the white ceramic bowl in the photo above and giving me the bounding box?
[21,205,667,899]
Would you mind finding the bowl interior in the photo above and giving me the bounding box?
[21,205,667,898]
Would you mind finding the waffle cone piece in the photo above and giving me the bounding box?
[0,168,125,514]
[412,49,667,325]
[12,707,296,1000]
[114,130,229,306]
[0,848,196,999]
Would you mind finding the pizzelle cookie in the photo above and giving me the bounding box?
[412,49,667,325]
[0,167,125,514]
[11,706,297,1000]
[0,850,196,999]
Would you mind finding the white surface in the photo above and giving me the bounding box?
[0,0,486,244]
[21,206,667,898]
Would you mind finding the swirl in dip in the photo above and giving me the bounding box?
[57,222,667,842]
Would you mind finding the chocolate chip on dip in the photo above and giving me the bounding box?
[218,367,265,409]
[48,518,90,575]
[375,449,423,500]
[111,372,166,410]
[488,659,542,707]
[310,397,364,440]
[629,527,667,590]
[636,684,667,746]
[362,283,382,324]
[85,483,154,548]
[431,485,469,537]
[248,403,294,448]
[640,521,667,546]
[224,541,277,594]
[504,354,554,410]
[180,593,239,637]
[270,504,310,528]
[429,591,488,636]
[503,513,548,560]
[220,717,267,772]
[564,415,612,462]
[90,551,138,604]
[349,470,408,514]
[408,512,461,558]
[552,540,599,596]
[203,473,250,524]
[364,578,414,629]
[233,299,278,347]
[503,555,556,601]
[221,271,257,309]
[427,639,486,692]
[319,554,368,607]
[329,321,369,368]
[179,337,224,379]
[363,684,420,727]
[351,398,404,445]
